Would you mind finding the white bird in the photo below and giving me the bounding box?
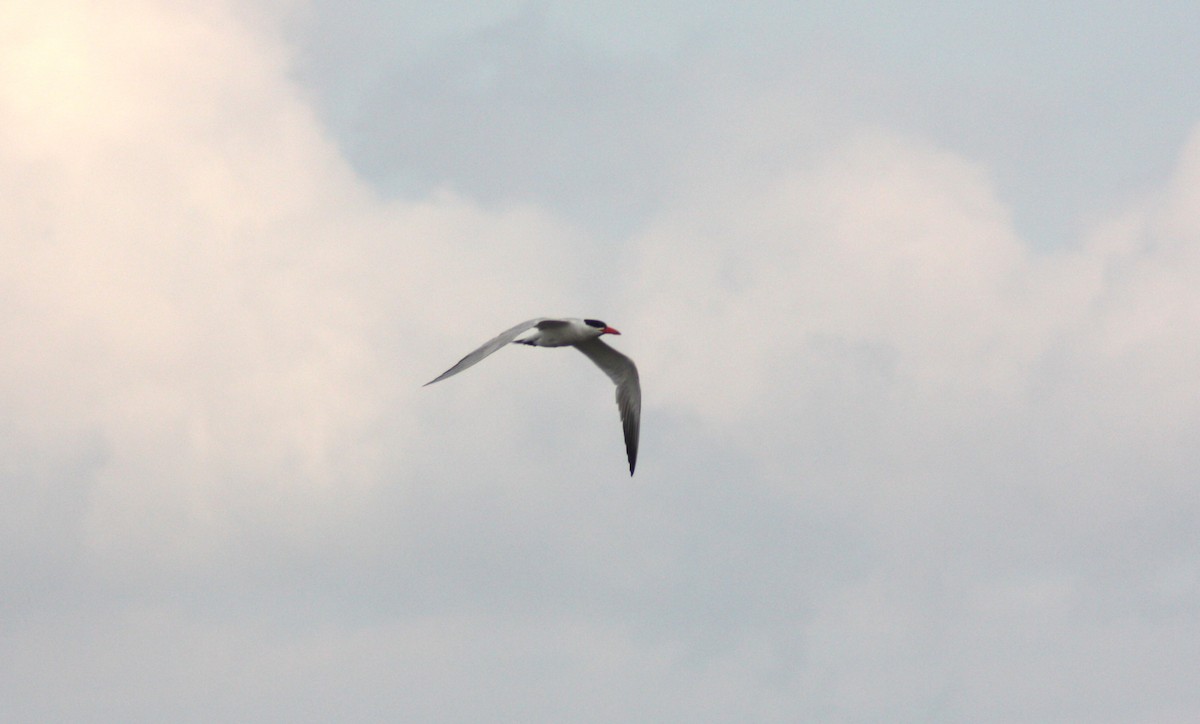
[425,317,641,475]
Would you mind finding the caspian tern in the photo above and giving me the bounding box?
[425,318,641,475]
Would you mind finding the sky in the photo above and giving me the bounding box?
[3,1,1200,721]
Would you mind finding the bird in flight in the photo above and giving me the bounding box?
[425,317,641,475]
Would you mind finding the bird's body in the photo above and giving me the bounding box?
[425,317,641,475]
[512,319,604,347]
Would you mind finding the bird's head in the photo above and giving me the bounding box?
[584,319,621,335]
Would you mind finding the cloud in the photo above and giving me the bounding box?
[3,0,368,564]
[0,0,593,573]
[3,1,1200,721]
[617,119,1200,717]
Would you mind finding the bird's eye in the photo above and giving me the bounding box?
[584,319,606,329]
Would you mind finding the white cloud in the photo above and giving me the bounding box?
[624,117,1200,467]
[618,118,1200,718]
[0,0,591,571]
[3,1,1200,721]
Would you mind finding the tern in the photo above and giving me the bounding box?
[425,318,641,475]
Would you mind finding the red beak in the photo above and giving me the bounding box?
[602,326,621,335]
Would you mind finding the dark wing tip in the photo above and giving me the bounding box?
[624,410,639,475]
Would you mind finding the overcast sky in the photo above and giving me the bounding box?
[4,1,1200,721]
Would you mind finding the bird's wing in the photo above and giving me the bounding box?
[424,318,545,386]
[575,338,641,475]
